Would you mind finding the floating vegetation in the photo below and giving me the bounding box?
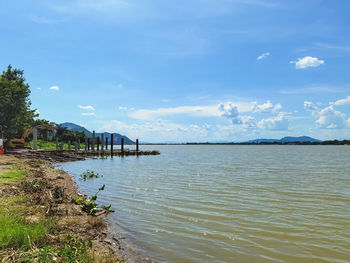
[79,170,100,180]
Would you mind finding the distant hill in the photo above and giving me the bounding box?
[247,136,320,144]
[96,132,135,145]
[280,136,320,143]
[60,122,92,137]
[60,122,135,144]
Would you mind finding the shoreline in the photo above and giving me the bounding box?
[0,154,155,262]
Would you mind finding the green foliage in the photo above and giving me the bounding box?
[80,170,100,180]
[28,140,84,150]
[74,185,114,215]
[0,65,37,142]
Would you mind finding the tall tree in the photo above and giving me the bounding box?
[0,65,37,142]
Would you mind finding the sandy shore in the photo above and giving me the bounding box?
[0,154,155,262]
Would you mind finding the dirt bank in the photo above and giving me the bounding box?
[0,155,155,262]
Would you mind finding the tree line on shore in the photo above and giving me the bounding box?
[0,65,86,146]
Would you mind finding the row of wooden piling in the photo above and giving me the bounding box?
[83,131,139,154]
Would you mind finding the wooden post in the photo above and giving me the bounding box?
[92,131,95,151]
[68,140,71,150]
[121,138,124,153]
[85,138,87,151]
[136,139,139,152]
[97,136,100,151]
[56,138,58,151]
[101,134,104,151]
[75,141,78,151]
[87,138,90,151]
[106,137,108,150]
[33,127,38,151]
[110,134,114,155]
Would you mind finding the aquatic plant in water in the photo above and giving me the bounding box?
[79,170,100,180]
[74,185,114,215]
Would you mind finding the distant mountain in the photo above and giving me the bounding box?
[247,136,320,144]
[96,132,135,145]
[60,122,92,137]
[60,122,135,144]
[247,138,280,144]
[280,136,320,143]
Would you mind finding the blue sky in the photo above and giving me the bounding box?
[1,0,350,142]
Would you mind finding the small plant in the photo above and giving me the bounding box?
[80,170,100,180]
[73,185,114,215]
[21,180,48,193]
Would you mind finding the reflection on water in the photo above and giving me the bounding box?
[58,145,350,263]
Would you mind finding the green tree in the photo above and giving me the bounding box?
[0,65,37,142]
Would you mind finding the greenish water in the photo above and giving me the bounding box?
[59,145,350,263]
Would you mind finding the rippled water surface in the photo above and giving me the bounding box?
[58,145,350,263]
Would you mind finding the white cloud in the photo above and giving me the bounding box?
[129,105,220,120]
[49,86,59,91]
[253,100,281,113]
[280,86,345,94]
[129,100,282,121]
[257,113,289,130]
[78,105,95,111]
[290,56,324,69]
[332,96,350,106]
[257,52,270,60]
[304,101,319,114]
[28,15,65,24]
[81,112,96,116]
[316,106,348,129]
[98,120,213,142]
[119,106,128,110]
[218,103,241,124]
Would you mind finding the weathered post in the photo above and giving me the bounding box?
[56,138,58,151]
[75,141,79,151]
[92,131,95,151]
[97,136,100,151]
[87,138,90,151]
[110,134,114,155]
[85,138,87,151]
[121,137,124,153]
[101,134,104,151]
[68,140,71,150]
[106,137,108,151]
[33,127,38,151]
[136,139,139,152]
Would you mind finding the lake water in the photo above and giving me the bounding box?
[58,145,350,263]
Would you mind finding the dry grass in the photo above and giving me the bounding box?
[87,216,107,230]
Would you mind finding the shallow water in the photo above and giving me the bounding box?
[58,145,350,263]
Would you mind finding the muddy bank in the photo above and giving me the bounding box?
[7,149,160,163]
[0,155,155,262]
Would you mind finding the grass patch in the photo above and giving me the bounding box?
[0,214,50,250]
[0,170,28,179]
[19,235,91,262]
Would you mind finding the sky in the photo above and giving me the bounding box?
[1,0,350,143]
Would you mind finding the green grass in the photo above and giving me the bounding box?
[0,170,28,179]
[0,170,28,185]
[0,215,49,250]
[0,195,50,250]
